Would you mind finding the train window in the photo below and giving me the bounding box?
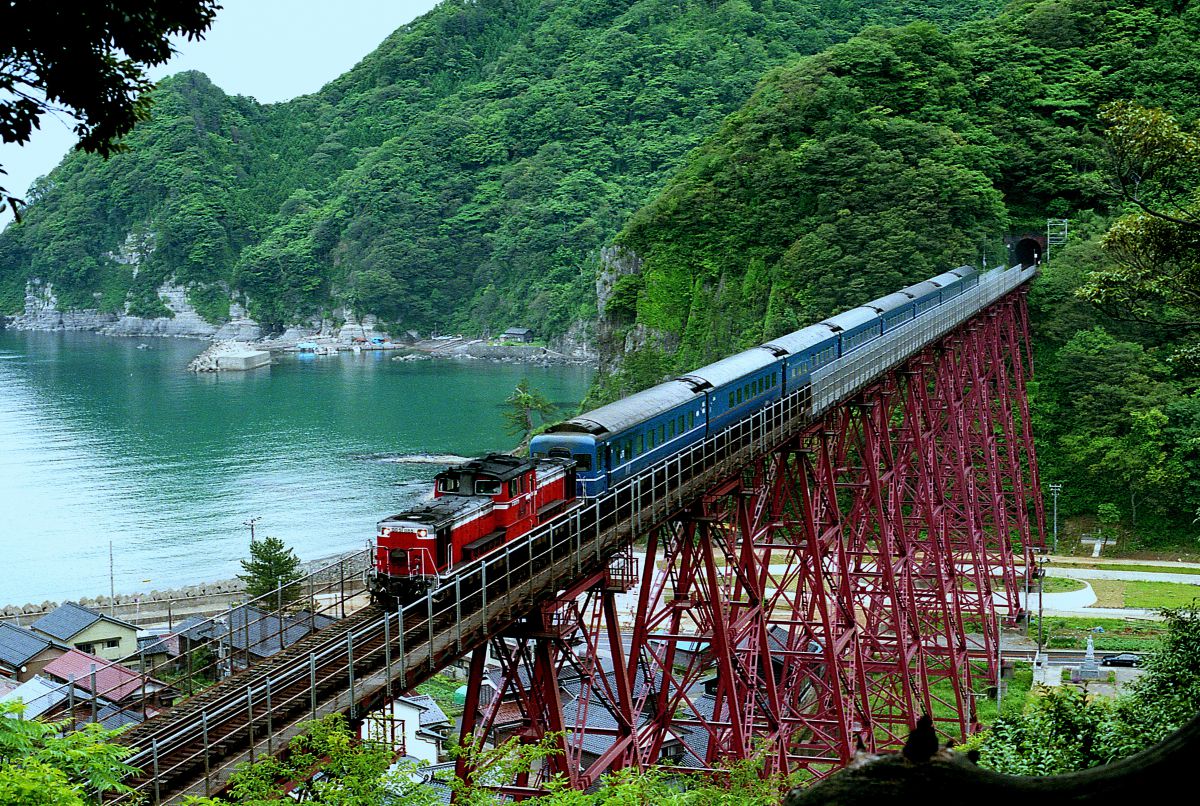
[438,477,460,493]
[638,433,645,455]
[508,480,518,497]
[736,388,742,405]
[669,420,676,438]
[689,412,696,429]
[659,424,666,442]
[476,479,501,495]
[679,414,686,433]
[649,429,656,449]
[728,391,735,408]
[574,453,592,471]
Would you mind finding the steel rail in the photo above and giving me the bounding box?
[113,265,1037,803]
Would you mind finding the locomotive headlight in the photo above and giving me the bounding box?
[417,529,428,537]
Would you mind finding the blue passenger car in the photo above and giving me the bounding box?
[762,325,839,393]
[864,291,916,333]
[927,266,977,300]
[821,307,882,357]
[898,280,943,316]
[677,348,782,433]
[530,381,703,497]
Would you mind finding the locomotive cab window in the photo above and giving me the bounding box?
[574,454,593,471]
[438,476,460,493]
[475,478,501,495]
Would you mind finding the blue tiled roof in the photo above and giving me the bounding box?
[0,622,54,670]
[29,602,135,641]
[30,603,103,641]
[221,606,337,659]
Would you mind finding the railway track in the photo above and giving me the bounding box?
[110,272,1040,803]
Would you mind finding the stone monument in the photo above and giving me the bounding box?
[1079,634,1101,679]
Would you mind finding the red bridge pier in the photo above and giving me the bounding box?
[456,290,1045,794]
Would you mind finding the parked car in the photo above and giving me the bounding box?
[1101,653,1142,667]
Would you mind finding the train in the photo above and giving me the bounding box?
[368,453,576,609]
[369,263,1037,608]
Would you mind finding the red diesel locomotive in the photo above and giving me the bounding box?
[368,453,576,609]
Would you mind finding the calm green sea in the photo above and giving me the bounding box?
[0,330,592,605]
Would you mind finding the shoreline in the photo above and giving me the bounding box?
[1,316,597,367]
[0,549,371,629]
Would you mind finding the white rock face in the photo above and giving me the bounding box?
[9,275,263,340]
[10,283,117,331]
[102,284,219,337]
[213,318,263,340]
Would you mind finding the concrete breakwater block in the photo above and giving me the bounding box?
[187,341,271,372]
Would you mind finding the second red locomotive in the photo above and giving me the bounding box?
[368,453,576,610]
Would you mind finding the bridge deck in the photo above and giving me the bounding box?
[114,267,1037,803]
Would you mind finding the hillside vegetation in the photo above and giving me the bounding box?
[0,0,1003,334]
[595,0,1200,544]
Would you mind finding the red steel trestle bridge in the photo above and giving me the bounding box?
[108,267,1043,803]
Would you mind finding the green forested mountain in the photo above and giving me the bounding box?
[597,0,1200,542]
[0,0,1004,333]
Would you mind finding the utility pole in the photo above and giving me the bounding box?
[1049,483,1063,553]
[1037,562,1045,654]
[243,516,261,544]
[109,541,115,617]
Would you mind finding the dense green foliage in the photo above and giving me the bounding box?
[969,606,1200,774]
[0,0,1005,330]
[0,701,138,805]
[189,716,786,805]
[0,1,220,214]
[184,713,437,805]
[592,0,1200,544]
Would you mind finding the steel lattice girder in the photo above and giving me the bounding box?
[455,290,1044,795]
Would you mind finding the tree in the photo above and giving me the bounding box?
[183,714,439,806]
[0,1,220,213]
[502,380,558,444]
[237,536,304,605]
[0,701,138,805]
[968,605,1200,775]
[1080,103,1200,327]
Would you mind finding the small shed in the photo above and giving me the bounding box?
[502,327,534,343]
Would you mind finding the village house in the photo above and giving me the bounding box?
[29,602,140,662]
[501,327,535,343]
[0,621,67,682]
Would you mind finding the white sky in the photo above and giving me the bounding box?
[0,1,440,202]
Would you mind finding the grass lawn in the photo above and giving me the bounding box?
[1124,581,1200,609]
[923,663,1033,731]
[1049,561,1200,576]
[1073,579,1199,610]
[1088,578,1125,608]
[1041,577,1086,593]
[1033,615,1166,651]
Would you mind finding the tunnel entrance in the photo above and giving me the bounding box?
[1014,238,1042,267]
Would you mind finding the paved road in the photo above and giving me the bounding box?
[1045,567,1200,585]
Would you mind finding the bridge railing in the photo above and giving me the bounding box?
[40,549,373,734]
[114,268,1038,802]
